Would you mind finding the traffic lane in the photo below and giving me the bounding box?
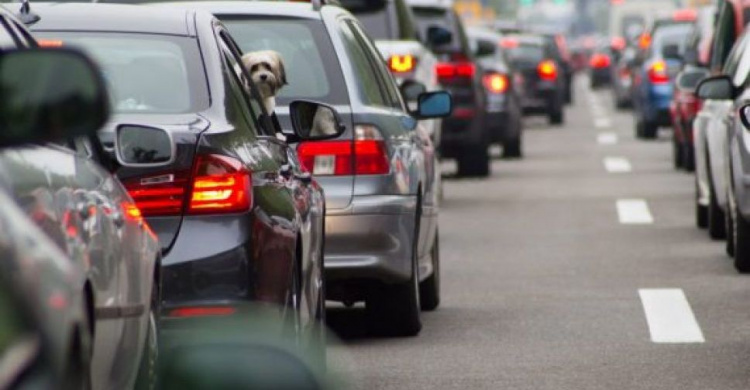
[326,79,750,389]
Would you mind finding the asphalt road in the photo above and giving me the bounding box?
[326,77,750,390]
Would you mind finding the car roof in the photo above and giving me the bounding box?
[29,3,195,36]
[160,1,325,19]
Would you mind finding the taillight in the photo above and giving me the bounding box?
[297,125,389,176]
[482,73,509,93]
[537,60,558,81]
[648,60,669,84]
[435,62,475,80]
[168,306,236,318]
[589,54,611,69]
[639,33,651,50]
[389,54,416,73]
[122,172,189,217]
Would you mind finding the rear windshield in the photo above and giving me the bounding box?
[506,43,545,64]
[221,17,348,105]
[652,23,694,57]
[411,7,464,55]
[34,32,208,114]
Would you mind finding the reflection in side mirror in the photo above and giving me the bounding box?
[414,91,452,119]
[115,125,175,167]
[740,105,750,131]
[0,48,109,147]
[400,80,427,102]
[289,100,345,141]
[426,25,452,47]
[675,68,709,92]
[696,76,736,101]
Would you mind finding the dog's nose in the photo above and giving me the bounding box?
[260,74,268,81]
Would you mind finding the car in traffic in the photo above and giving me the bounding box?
[466,26,524,158]
[501,34,566,125]
[611,45,638,108]
[589,41,613,88]
[183,0,451,336]
[30,3,344,361]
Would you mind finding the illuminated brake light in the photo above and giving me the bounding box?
[500,38,519,49]
[589,54,611,69]
[435,62,475,80]
[122,173,188,217]
[673,8,697,22]
[297,125,389,176]
[188,155,252,214]
[483,73,509,93]
[537,60,558,81]
[389,55,416,73]
[168,306,236,318]
[648,60,669,84]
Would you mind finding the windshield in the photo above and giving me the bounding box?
[220,18,348,105]
[652,23,694,58]
[34,32,208,114]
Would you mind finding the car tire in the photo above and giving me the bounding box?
[707,158,726,240]
[502,137,522,158]
[135,278,160,390]
[733,203,750,273]
[310,217,327,373]
[457,144,490,177]
[419,229,440,312]
[549,104,564,125]
[673,138,683,169]
[642,119,658,139]
[696,179,708,229]
[683,142,695,172]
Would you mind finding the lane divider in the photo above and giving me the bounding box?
[597,132,618,145]
[638,289,705,343]
[604,157,632,173]
[594,118,612,128]
[617,199,653,224]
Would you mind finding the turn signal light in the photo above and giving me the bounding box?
[482,73,509,93]
[648,60,669,84]
[537,60,558,81]
[389,55,416,73]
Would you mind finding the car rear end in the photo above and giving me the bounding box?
[502,36,562,116]
[589,45,613,88]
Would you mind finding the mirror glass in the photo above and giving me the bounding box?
[400,80,427,102]
[697,77,734,100]
[0,48,108,146]
[426,26,452,47]
[116,125,173,166]
[289,101,343,140]
[417,92,452,118]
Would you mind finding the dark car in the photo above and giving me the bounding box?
[612,45,638,108]
[589,42,613,88]
[466,26,524,158]
[408,0,491,177]
[539,32,575,104]
[186,0,450,336]
[31,2,343,358]
[501,34,566,125]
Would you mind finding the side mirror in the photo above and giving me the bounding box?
[115,125,175,167]
[662,44,681,60]
[400,80,427,102]
[0,48,109,147]
[675,67,709,92]
[475,39,497,58]
[426,25,452,47]
[413,91,452,119]
[289,100,345,141]
[740,104,750,130]
[696,75,736,100]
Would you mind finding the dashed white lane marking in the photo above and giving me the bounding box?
[639,289,705,344]
[604,157,632,173]
[616,199,654,224]
[597,132,618,145]
[594,118,612,128]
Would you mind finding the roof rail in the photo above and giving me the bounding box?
[312,0,340,11]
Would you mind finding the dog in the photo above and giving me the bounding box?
[241,50,288,114]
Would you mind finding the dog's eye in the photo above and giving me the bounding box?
[250,64,259,72]
[261,62,271,71]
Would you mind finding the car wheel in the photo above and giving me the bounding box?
[635,117,644,138]
[502,136,522,158]
[726,194,735,257]
[366,214,422,337]
[419,229,440,311]
[733,202,750,273]
[683,142,695,172]
[457,144,490,177]
[641,119,658,139]
[135,280,160,390]
[548,101,564,125]
[695,179,708,229]
[673,138,683,169]
[707,157,726,239]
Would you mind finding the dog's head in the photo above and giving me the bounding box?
[241,50,287,100]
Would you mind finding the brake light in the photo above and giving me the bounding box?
[611,36,626,51]
[297,125,389,176]
[389,55,416,73]
[500,38,519,49]
[122,172,189,217]
[537,60,558,81]
[673,8,697,22]
[589,54,611,69]
[483,73,509,93]
[188,155,252,214]
[435,62,475,80]
[639,33,651,50]
[648,60,669,84]
[168,306,236,318]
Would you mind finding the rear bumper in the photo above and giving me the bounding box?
[439,111,488,157]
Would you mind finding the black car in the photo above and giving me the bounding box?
[409,0,491,177]
[502,34,566,125]
[31,3,344,359]
[466,26,524,158]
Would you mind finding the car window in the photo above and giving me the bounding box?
[412,7,466,55]
[338,19,389,107]
[220,17,348,106]
[728,33,750,87]
[710,2,736,72]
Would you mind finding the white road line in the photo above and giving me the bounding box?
[604,157,632,173]
[594,118,612,128]
[616,199,654,224]
[597,132,618,145]
[638,289,705,343]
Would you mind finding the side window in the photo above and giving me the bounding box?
[0,17,20,49]
[724,31,748,78]
[338,20,388,107]
[348,20,405,110]
[710,3,736,72]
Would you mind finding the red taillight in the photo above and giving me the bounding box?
[168,306,236,318]
[389,54,416,73]
[297,125,389,176]
[500,38,519,49]
[435,62,475,80]
[122,173,189,217]
[537,60,558,81]
[482,73,509,93]
[188,155,252,214]
[648,60,669,84]
[589,54,611,69]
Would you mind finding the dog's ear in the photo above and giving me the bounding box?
[274,52,288,86]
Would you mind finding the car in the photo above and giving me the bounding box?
[30,2,344,361]
[589,41,613,88]
[611,44,638,108]
[185,0,451,336]
[466,26,524,158]
[693,0,750,242]
[408,0,491,177]
[539,32,575,104]
[340,0,443,149]
[501,34,566,125]
[631,15,695,139]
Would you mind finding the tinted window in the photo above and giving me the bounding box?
[339,20,388,107]
[35,32,208,114]
[412,7,467,55]
[221,18,348,105]
[506,43,545,64]
[710,2,736,72]
[651,23,694,57]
